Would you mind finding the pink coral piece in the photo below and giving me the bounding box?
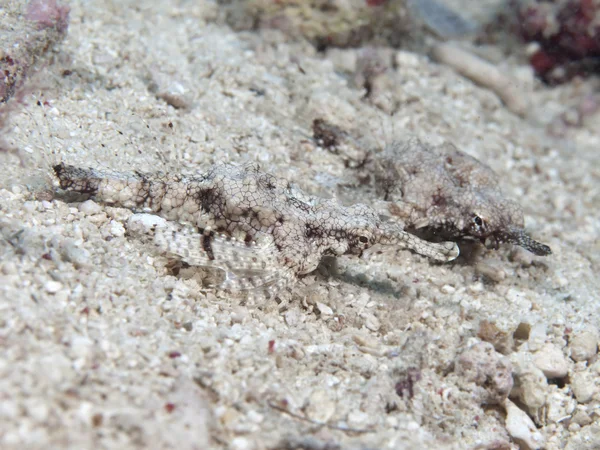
[26,0,70,33]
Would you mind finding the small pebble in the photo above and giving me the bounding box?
[147,70,192,110]
[1,262,18,275]
[316,301,333,316]
[23,201,38,213]
[352,333,379,349]
[571,409,593,426]
[477,320,514,355]
[545,389,576,424]
[511,352,548,410]
[455,342,513,404]
[70,335,94,359]
[569,330,599,362]
[230,437,254,450]
[468,282,484,293]
[347,410,370,429]
[552,274,568,289]
[363,312,381,332]
[45,280,62,293]
[527,323,547,352]
[570,371,597,403]
[61,242,90,268]
[440,284,455,294]
[395,50,421,68]
[88,211,109,225]
[284,309,301,327]
[305,390,336,423]
[592,360,600,375]
[504,399,545,450]
[109,220,126,238]
[230,307,248,324]
[78,200,103,215]
[26,400,49,423]
[246,410,264,424]
[533,343,569,379]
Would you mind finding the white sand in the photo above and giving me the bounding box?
[1,1,598,449]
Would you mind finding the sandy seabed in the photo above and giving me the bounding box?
[0,1,599,449]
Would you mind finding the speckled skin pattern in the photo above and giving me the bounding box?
[371,138,551,256]
[54,162,459,298]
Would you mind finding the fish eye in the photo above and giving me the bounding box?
[470,215,486,235]
[359,235,369,244]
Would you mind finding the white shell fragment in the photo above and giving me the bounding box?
[505,399,545,450]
